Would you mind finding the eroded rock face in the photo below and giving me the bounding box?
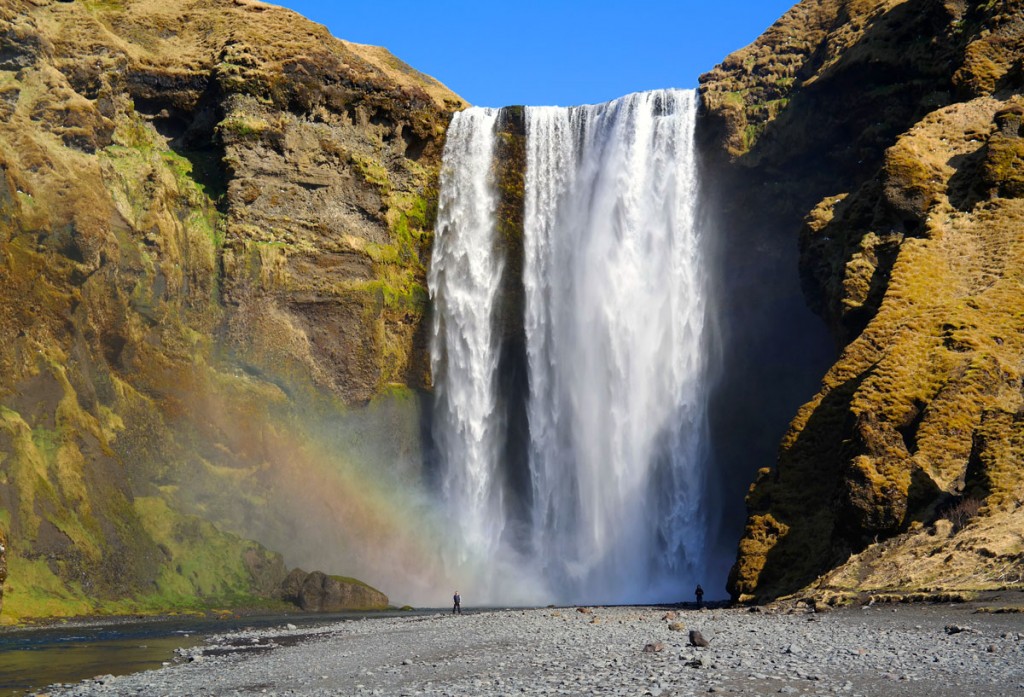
[700,0,1024,602]
[0,0,462,620]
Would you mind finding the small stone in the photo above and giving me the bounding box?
[668,622,686,632]
[785,643,802,655]
[779,688,798,695]
[662,611,678,621]
[402,659,413,665]
[689,630,709,647]
[987,644,997,653]
[643,641,665,653]
[577,607,592,614]
[286,623,297,630]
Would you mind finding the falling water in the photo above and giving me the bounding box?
[430,90,709,604]
[428,108,507,569]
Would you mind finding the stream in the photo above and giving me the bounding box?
[0,611,414,695]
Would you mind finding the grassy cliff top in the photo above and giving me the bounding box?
[7,0,465,112]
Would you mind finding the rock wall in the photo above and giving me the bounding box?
[0,0,462,620]
[700,0,1024,602]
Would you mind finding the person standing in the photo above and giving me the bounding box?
[695,584,704,608]
[453,590,461,615]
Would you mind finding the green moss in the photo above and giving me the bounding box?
[350,153,391,193]
[357,278,428,313]
[405,192,431,229]
[219,115,271,140]
[133,497,267,603]
[722,91,746,108]
[30,427,58,463]
[743,123,762,150]
[362,242,398,265]
[372,384,416,404]
[3,556,95,623]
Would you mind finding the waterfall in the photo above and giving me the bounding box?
[428,108,507,567]
[430,90,708,604]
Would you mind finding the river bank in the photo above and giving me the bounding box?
[2,610,416,696]
[34,600,1024,697]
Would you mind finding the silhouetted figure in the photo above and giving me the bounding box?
[694,584,704,608]
[453,590,461,614]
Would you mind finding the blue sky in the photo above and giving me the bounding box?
[274,1,797,107]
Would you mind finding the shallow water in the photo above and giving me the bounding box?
[0,611,417,695]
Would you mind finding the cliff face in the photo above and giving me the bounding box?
[0,0,462,620]
[700,0,1024,602]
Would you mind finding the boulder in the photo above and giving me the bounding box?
[279,567,308,603]
[278,568,389,611]
[689,630,710,647]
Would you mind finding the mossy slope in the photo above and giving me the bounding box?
[0,0,462,621]
[700,0,1024,601]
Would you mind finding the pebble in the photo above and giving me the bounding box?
[35,605,1024,697]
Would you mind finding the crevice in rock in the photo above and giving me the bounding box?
[896,399,926,456]
[402,124,427,161]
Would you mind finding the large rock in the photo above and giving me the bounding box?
[290,569,389,610]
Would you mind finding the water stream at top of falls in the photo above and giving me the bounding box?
[429,90,709,605]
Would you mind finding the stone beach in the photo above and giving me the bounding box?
[39,603,1024,696]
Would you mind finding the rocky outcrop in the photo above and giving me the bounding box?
[279,568,389,611]
[700,0,1024,602]
[0,0,462,620]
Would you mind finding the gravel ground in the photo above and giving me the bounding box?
[37,604,1024,696]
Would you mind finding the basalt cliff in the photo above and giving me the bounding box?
[700,0,1024,603]
[0,0,461,620]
